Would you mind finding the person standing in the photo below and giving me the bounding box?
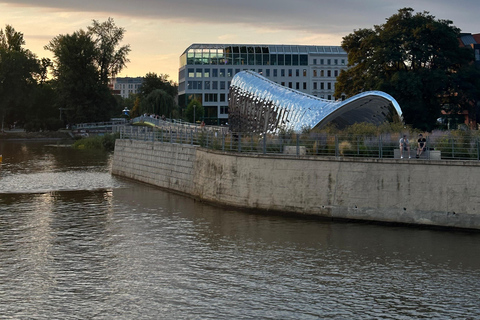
[399,134,411,159]
[416,134,427,158]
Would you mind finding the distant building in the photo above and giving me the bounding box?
[178,44,348,125]
[459,33,480,67]
[109,77,143,98]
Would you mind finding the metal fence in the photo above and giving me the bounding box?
[117,125,480,161]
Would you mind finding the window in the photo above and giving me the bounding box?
[327,59,331,65]
[220,106,229,114]
[320,70,324,77]
[296,69,299,77]
[313,70,317,77]
[303,82,307,90]
[334,70,338,77]
[273,69,278,77]
[281,69,285,77]
[313,82,317,89]
[188,68,194,78]
[334,59,338,65]
[266,69,270,77]
[303,69,307,77]
[204,68,210,77]
[313,59,317,64]
[327,70,331,77]
[320,59,324,65]
[196,68,202,77]
[327,82,331,90]
[320,82,324,90]
[220,93,226,102]
[296,82,299,90]
[341,59,346,65]
[220,81,226,90]
[212,69,218,77]
[288,82,292,88]
[288,69,292,77]
[204,81,210,90]
[212,81,218,90]
[258,69,263,75]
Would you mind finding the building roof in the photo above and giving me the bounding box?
[459,33,480,47]
[182,44,346,55]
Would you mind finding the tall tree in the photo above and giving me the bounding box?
[335,8,479,130]
[45,30,114,123]
[88,18,131,86]
[0,25,40,130]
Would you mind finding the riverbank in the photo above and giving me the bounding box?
[0,129,73,140]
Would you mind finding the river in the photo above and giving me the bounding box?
[0,140,479,319]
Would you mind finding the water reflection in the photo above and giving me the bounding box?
[0,141,479,319]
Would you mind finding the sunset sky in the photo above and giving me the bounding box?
[1,0,478,83]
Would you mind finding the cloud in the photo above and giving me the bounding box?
[4,0,478,35]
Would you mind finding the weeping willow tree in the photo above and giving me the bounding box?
[141,89,175,117]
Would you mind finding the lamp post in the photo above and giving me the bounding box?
[193,104,196,125]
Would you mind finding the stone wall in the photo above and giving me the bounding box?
[112,139,480,230]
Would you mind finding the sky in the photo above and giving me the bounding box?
[0,0,478,83]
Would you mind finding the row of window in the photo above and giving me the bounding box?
[312,58,345,65]
[186,67,341,79]
[115,84,141,89]
[188,81,336,93]
[187,81,231,91]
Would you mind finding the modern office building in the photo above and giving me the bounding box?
[109,77,143,98]
[178,44,348,125]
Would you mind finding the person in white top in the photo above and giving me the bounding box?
[399,134,411,159]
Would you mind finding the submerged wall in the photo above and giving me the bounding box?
[112,139,480,230]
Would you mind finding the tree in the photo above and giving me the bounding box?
[0,25,40,130]
[139,72,178,99]
[87,18,131,86]
[185,99,204,123]
[335,8,479,130]
[141,89,175,117]
[45,30,115,124]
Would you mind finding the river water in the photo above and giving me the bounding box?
[0,140,479,319]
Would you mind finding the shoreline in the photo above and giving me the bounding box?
[0,130,73,141]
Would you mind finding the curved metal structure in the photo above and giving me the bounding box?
[228,71,403,133]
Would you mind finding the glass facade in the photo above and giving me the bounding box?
[179,44,348,125]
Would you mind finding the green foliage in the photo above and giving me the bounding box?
[185,99,204,123]
[45,18,129,124]
[141,89,175,117]
[336,8,480,131]
[87,18,131,86]
[0,24,41,129]
[73,133,119,151]
[139,72,177,99]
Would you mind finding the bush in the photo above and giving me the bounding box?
[73,133,119,151]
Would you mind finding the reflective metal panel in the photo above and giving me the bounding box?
[228,71,403,133]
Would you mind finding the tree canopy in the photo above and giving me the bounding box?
[335,8,480,130]
[45,18,130,124]
[0,25,42,130]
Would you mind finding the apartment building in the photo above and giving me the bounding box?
[109,77,143,98]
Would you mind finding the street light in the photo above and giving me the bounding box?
[193,104,196,125]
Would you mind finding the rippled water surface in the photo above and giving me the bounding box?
[1,140,480,319]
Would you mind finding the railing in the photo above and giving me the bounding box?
[117,126,480,161]
[131,115,228,134]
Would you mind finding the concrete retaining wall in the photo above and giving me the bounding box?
[112,139,480,230]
